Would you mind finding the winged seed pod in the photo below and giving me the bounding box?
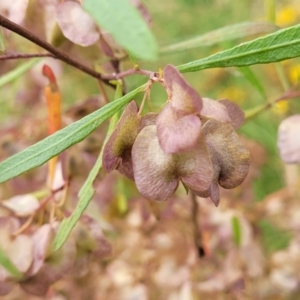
[132,125,213,201]
[102,102,161,181]
[102,64,250,205]
[156,65,245,154]
[193,119,251,206]
[156,64,203,154]
[201,98,245,129]
[102,101,140,180]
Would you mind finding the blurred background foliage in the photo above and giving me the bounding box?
[0,0,299,244]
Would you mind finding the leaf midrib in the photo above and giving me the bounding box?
[181,27,300,67]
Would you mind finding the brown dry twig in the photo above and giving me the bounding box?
[0,14,158,87]
[0,52,54,60]
[0,14,115,87]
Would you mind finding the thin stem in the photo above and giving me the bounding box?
[0,15,158,88]
[191,193,205,257]
[275,90,300,102]
[12,214,35,236]
[39,183,66,210]
[275,63,290,91]
[264,0,276,23]
[0,14,115,88]
[12,184,66,235]
[245,89,300,120]
[138,81,152,115]
[102,67,157,81]
[0,52,54,60]
[263,0,290,91]
[97,80,109,104]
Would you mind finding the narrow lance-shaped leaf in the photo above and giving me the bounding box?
[0,58,39,88]
[177,24,300,72]
[79,81,123,199]
[160,21,278,54]
[53,82,124,251]
[0,27,5,53]
[238,66,265,98]
[231,216,241,247]
[0,246,23,279]
[259,220,291,252]
[0,84,146,183]
[83,0,158,61]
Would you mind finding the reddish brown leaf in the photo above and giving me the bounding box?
[43,64,62,135]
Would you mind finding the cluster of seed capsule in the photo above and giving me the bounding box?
[103,65,250,206]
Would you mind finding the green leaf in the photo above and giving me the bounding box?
[265,0,276,23]
[259,220,291,253]
[83,0,158,61]
[0,58,40,88]
[53,81,124,251]
[53,87,122,251]
[244,103,269,120]
[239,66,265,98]
[53,158,97,251]
[0,27,5,53]
[0,246,23,279]
[0,84,146,183]
[161,22,278,54]
[177,24,300,72]
[231,216,241,246]
[117,178,127,214]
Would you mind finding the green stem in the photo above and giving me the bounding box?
[0,58,39,88]
[0,14,114,88]
[0,246,23,279]
[0,27,6,52]
[264,0,276,23]
[264,0,290,91]
[275,63,290,91]
[245,90,300,120]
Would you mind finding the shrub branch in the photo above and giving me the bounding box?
[0,14,115,87]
